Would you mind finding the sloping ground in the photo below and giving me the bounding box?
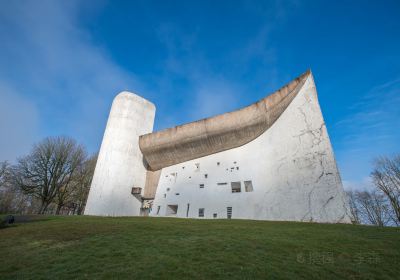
[0,216,399,279]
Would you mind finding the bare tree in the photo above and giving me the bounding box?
[371,155,400,225]
[346,190,361,224]
[0,161,8,179]
[0,161,14,213]
[14,136,86,214]
[355,190,391,226]
[54,146,86,214]
[0,161,37,214]
[55,153,97,215]
[71,154,97,215]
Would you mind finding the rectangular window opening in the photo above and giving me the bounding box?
[227,207,232,219]
[157,206,161,215]
[166,204,178,216]
[244,180,254,192]
[186,203,190,217]
[213,213,217,218]
[217,182,227,185]
[231,181,241,193]
[199,208,205,217]
[199,184,204,188]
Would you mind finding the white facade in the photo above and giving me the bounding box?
[150,75,350,223]
[84,92,155,216]
[85,72,351,223]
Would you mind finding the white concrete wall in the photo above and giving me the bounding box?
[150,75,351,223]
[85,92,155,216]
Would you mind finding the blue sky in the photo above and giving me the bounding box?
[0,0,399,189]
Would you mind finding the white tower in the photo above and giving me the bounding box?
[84,92,155,216]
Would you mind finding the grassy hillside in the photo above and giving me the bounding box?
[0,216,399,279]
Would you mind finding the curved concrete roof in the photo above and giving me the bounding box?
[139,70,311,171]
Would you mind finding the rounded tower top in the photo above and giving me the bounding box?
[114,91,156,110]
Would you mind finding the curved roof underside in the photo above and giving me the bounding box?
[139,70,311,171]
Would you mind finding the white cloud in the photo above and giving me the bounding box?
[189,79,242,122]
[0,0,140,159]
[334,76,400,183]
[342,177,375,192]
[0,83,39,162]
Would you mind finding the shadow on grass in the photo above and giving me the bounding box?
[0,214,51,230]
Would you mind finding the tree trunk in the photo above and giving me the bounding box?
[39,201,49,214]
[55,203,62,215]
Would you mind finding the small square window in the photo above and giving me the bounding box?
[166,205,178,215]
[217,162,220,166]
[244,181,253,192]
[199,208,205,217]
[213,213,217,218]
[199,184,204,188]
[231,182,241,193]
[204,174,208,178]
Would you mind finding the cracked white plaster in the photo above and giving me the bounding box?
[151,75,351,223]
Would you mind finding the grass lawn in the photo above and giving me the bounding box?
[0,216,399,279]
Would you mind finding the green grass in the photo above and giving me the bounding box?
[0,216,399,279]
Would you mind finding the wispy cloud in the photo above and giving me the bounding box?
[0,0,303,161]
[0,83,39,161]
[0,0,139,161]
[335,76,400,182]
[342,177,374,192]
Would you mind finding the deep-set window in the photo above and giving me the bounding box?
[166,205,178,215]
[199,184,204,188]
[199,208,205,217]
[244,181,254,192]
[231,182,241,193]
